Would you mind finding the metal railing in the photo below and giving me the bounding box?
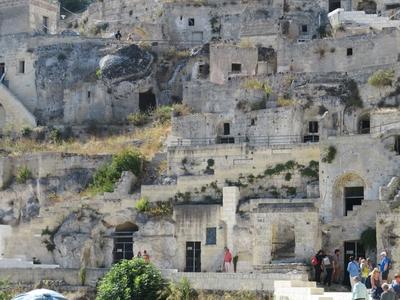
[169,135,319,147]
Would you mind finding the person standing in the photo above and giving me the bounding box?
[360,259,369,284]
[390,272,400,299]
[352,276,368,300]
[380,252,391,284]
[312,250,324,284]
[143,250,150,263]
[323,253,334,287]
[332,249,341,284]
[223,247,232,272]
[371,268,383,300]
[381,283,396,300]
[348,256,361,288]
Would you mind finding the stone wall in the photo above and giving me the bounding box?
[0,0,29,35]
[277,28,400,73]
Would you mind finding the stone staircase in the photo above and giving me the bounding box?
[274,280,352,300]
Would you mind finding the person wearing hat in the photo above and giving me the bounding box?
[380,252,391,283]
[390,272,400,299]
[352,276,368,300]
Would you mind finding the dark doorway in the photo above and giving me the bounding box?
[344,241,365,286]
[231,63,242,73]
[344,187,364,216]
[395,136,400,155]
[113,222,138,263]
[185,241,201,272]
[0,63,5,78]
[358,115,370,134]
[357,0,377,14]
[139,90,156,113]
[329,0,341,12]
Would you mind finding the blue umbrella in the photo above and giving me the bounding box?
[12,289,67,300]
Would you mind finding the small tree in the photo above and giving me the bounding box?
[368,69,395,88]
[96,258,164,300]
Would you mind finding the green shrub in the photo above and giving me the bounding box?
[153,106,173,124]
[135,197,150,212]
[95,68,102,79]
[127,112,148,126]
[49,128,62,144]
[16,166,32,184]
[88,150,143,194]
[21,127,32,137]
[159,277,195,300]
[322,146,337,163]
[96,258,164,300]
[79,266,87,285]
[368,69,395,88]
[0,279,12,299]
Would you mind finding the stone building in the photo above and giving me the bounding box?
[0,0,59,36]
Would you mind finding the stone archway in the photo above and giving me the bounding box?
[113,222,139,263]
[332,173,366,218]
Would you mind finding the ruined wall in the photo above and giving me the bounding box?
[0,0,30,35]
[174,204,225,272]
[29,0,59,34]
[278,29,400,73]
[319,135,399,222]
[210,44,258,85]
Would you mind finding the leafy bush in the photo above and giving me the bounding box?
[242,79,272,96]
[96,258,164,300]
[368,69,395,88]
[322,146,337,163]
[285,172,292,181]
[16,166,32,184]
[49,128,62,144]
[96,68,102,79]
[0,279,12,299]
[79,266,87,285]
[300,161,319,179]
[172,104,192,117]
[153,106,173,124]
[277,97,296,107]
[159,277,195,300]
[21,127,32,137]
[135,197,150,212]
[127,112,148,126]
[89,150,143,194]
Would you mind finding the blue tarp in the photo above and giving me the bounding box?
[12,289,67,300]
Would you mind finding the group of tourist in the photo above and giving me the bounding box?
[312,249,399,299]
[349,252,396,300]
[312,249,341,286]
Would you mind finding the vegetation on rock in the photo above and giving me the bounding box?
[368,69,395,88]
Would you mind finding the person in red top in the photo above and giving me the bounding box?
[224,247,232,272]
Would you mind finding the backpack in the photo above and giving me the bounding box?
[323,256,331,266]
[365,275,372,289]
[311,256,319,266]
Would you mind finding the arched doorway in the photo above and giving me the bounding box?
[112,222,139,263]
[332,173,366,217]
[139,89,156,113]
[271,223,295,261]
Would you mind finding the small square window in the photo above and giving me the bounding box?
[251,118,256,126]
[301,25,308,33]
[347,48,353,56]
[188,18,195,26]
[231,63,242,73]
[18,61,25,74]
[206,227,216,245]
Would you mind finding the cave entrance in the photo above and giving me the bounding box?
[113,222,139,263]
[357,0,377,14]
[139,89,156,113]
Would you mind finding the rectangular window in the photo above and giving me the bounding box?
[43,16,49,34]
[344,187,364,216]
[206,227,216,245]
[87,91,91,98]
[309,121,319,133]
[188,18,195,26]
[18,61,25,74]
[231,63,242,73]
[301,25,308,33]
[223,123,230,135]
[347,48,353,56]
